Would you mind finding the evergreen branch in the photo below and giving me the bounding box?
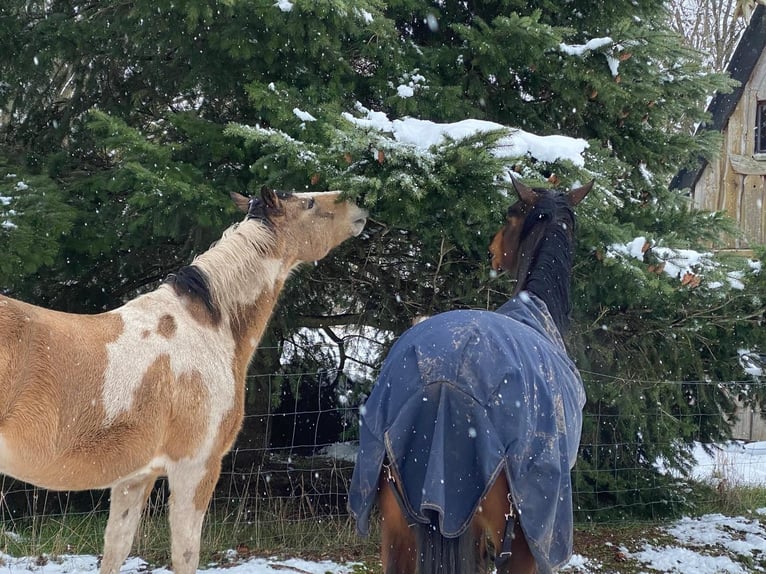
[321,326,347,379]
[297,314,373,329]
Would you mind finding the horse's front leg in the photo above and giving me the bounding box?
[100,473,157,574]
[166,457,222,574]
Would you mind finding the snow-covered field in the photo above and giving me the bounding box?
[0,555,360,574]
[1,441,764,573]
[3,512,766,573]
[563,512,766,573]
[565,441,766,573]
[689,441,766,487]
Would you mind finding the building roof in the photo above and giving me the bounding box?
[671,5,766,191]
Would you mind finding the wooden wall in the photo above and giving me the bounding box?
[693,48,766,248]
[730,401,766,442]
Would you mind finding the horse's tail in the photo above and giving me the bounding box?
[414,519,480,574]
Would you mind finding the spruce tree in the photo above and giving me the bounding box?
[1,0,763,516]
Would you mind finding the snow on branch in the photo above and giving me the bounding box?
[342,104,589,167]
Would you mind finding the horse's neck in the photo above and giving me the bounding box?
[191,224,294,372]
[518,222,573,335]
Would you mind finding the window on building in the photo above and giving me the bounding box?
[756,101,766,154]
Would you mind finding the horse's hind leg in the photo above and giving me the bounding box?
[166,458,222,574]
[476,474,536,574]
[100,473,157,574]
[506,519,536,574]
[378,475,416,574]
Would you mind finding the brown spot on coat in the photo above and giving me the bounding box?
[157,314,177,339]
[182,294,220,329]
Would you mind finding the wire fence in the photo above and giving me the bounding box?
[1,357,765,560]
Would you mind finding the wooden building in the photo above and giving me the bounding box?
[672,5,766,249]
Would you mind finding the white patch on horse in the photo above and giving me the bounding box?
[164,458,209,564]
[232,258,284,305]
[102,294,237,430]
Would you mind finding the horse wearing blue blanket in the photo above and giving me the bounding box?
[349,178,593,573]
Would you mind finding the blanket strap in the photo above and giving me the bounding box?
[494,493,516,568]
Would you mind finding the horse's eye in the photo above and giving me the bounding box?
[307,198,315,209]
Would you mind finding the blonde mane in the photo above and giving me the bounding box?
[191,220,281,318]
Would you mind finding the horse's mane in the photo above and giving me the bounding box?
[165,219,277,322]
[165,266,220,322]
[518,191,576,335]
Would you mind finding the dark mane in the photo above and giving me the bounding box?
[165,265,220,322]
[518,191,576,334]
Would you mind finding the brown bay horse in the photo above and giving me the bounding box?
[349,178,592,573]
[0,187,367,574]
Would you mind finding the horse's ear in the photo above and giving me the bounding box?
[568,180,594,206]
[260,186,283,212]
[230,192,251,213]
[511,177,538,205]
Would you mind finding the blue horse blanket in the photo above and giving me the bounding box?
[348,292,585,573]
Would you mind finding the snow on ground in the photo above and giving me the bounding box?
[689,441,766,487]
[627,514,766,574]
[4,512,766,574]
[0,555,360,574]
[560,512,766,573]
[563,442,766,572]
[317,440,358,462]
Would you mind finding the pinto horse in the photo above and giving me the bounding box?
[349,178,592,574]
[0,187,366,574]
